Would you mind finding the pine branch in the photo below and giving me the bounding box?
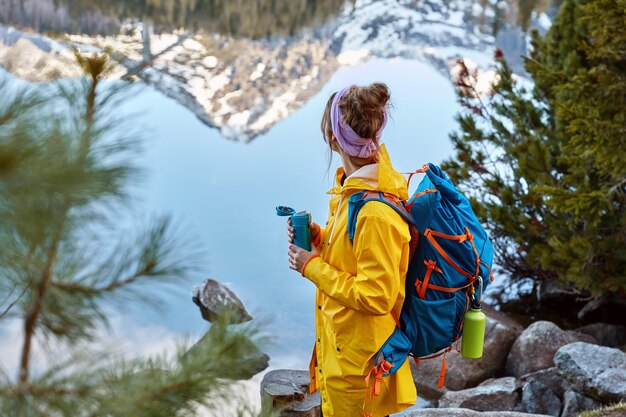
[0,286,28,321]
[50,259,168,296]
[19,199,71,384]
[0,312,270,417]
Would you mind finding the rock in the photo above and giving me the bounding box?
[576,323,626,348]
[411,304,523,400]
[192,278,252,324]
[517,380,561,416]
[261,369,321,417]
[554,342,626,403]
[188,325,269,380]
[519,367,571,398]
[400,409,552,417]
[438,377,520,412]
[505,321,597,377]
[561,389,602,417]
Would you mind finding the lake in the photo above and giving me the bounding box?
[133,56,460,367]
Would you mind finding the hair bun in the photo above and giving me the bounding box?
[340,82,391,141]
[364,82,391,112]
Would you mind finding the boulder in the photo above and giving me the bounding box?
[561,389,602,417]
[517,380,561,416]
[400,409,552,417]
[261,370,321,417]
[519,367,571,398]
[505,321,597,377]
[576,323,626,348]
[192,278,252,324]
[554,342,626,403]
[188,325,269,380]
[438,377,520,412]
[411,304,523,400]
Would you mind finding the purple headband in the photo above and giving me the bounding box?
[330,86,387,158]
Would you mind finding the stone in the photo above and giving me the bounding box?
[555,342,626,403]
[260,369,321,417]
[188,326,269,380]
[519,367,571,398]
[411,304,523,400]
[505,321,597,377]
[561,389,602,417]
[400,409,553,417]
[517,380,561,416]
[438,377,520,412]
[576,323,626,348]
[192,278,252,324]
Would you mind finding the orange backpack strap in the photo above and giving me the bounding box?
[363,359,392,417]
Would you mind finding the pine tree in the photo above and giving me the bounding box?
[443,0,626,296]
[0,51,272,417]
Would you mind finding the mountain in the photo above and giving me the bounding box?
[0,0,550,142]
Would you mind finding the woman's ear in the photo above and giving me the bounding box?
[330,136,340,152]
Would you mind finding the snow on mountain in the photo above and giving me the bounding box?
[0,0,511,142]
[333,0,496,67]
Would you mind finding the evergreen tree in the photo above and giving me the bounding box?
[0,52,271,417]
[443,0,626,296]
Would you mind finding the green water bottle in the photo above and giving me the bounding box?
[461,276,487,359]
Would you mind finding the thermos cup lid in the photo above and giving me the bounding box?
[276,206,296,216]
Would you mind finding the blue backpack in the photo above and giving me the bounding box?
[347,164,494,409]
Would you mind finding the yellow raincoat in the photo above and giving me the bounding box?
[302,145,417,417]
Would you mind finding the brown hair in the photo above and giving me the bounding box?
[320,82,391,171]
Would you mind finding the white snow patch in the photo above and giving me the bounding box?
[189,76,205,93]
[182,38,204,52]
[311,65,320,78]
[249,62,266,82]
[537,13,552,31]
[249,91,296,132]
[215,89,243,117]
[205,67,233,99]
[152,33,179,54]
[202,55,218,68]
[337,49,371,66]
[450,58,500,97]
[227,110,251,129]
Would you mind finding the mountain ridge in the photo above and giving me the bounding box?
[0,0,548,142]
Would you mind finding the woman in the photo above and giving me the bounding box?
[287,83,416,417]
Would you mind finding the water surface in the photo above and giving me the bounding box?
[130,57,460,369]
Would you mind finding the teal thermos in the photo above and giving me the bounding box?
[461,277,487,359]
[290,211,312,251]
[276,206,312,251]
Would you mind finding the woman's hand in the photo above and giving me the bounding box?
[287,218,321,245]
[288,244,318,273]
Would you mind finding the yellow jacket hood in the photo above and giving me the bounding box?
[327,144,409,200]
